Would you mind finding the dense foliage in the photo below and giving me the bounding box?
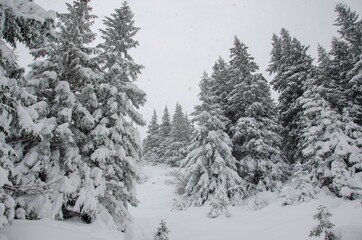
[0,0,145,230]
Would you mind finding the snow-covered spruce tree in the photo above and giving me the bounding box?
[0,0,55,227]
[19,0,103,222]
[314,44,346,112]
[92,1,146,230]
[210,57,231,123]
[157,106,172,163]
[143,110,160,163]
[317,4,362,125]
[154,219,170,240]
[334,3,362,125]
[335,3,362,51]
[14,82,74,221]
[225,38,289,191]
[226,36,259,126]
[165,103,191,167]
[181,73,242,216]
[310,206,340,240]
[327,38,354,113]
[289,78,362,201]
[267,28,314,164]
[232,75,289,191]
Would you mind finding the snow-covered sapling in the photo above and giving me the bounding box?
[309,205,340,240]
[207,186,231,218]
[154,219,170,240]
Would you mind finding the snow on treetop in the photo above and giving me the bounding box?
[1,0,56,23]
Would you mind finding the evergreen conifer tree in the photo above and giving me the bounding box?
[334,3,362,54]
[293,79,362,200]
[157,106,172,163]
[310,206,340,240]
[317,4,362,125]
[220,38,290,191]
[284,4,362,201]
[210,57,231,122]
[20,0,103,223]
[267,28,314,163]
[143,110,160,162]
[227,37,259,126]
[0,0,55,227]
[334,3,362,125]
[322,37,353,115]
[154,219,170,240]
[165,103,191,167]
[232,72,290,191]
[91,1,146,229]
[314,44,346,111]
[181,73,242,211]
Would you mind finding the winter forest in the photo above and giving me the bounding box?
[0,0,362,240]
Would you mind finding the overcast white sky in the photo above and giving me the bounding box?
[19,0,362,139]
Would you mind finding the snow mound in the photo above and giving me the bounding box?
[2,219,122,240]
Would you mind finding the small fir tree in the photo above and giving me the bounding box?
[154,219,170,240]
[157,106,172,163]
[310,206,340,240]
[165,103,191,167]
[143,110,160,162]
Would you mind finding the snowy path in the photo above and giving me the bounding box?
[130,164,362,240]
[129,164,177,239]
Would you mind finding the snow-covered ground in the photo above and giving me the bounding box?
[1,217,122,240]
[130,164,362,240]
[2,164,362,240]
